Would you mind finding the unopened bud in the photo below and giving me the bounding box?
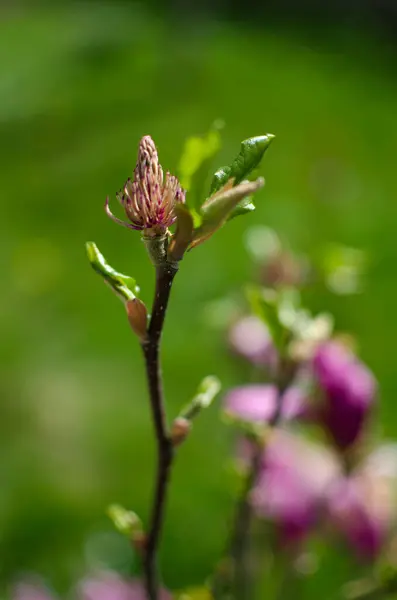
[170,417,191,447]
[107,504,143,538]
[106,135,185,235]
[131,530,147,556]
[126,298,148,341]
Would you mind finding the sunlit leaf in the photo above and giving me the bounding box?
[227,195,255,220]
[210,134,274,194]
[86,241,139,302]
[107,504,143,538]
[191,178,264,248]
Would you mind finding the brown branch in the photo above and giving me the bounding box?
[141,262,178,600]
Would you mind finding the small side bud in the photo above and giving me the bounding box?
[170,417,191,447]
[126,298,148,341]
[131,530,147,556]
[180,375,221,421]
[108,504,143,538]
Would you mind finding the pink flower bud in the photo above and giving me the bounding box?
[313,342,376,450]
[106,136,185,235]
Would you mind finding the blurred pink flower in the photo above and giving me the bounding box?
[326,444,397,560]
[79,572,171,600]
[223,384,308,424]
[228,316,277,371]
[313,341,376,449]
[12,581,56,600]
[251,431,340,545]
[12,572,172,600]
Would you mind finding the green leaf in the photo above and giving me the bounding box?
[191,178,264,248]
[178,123,223,210]
[107,504,143,538]
[210,134,274,194]
[227,195,255,220]
[180,375,221,421]
[86,241,139,302]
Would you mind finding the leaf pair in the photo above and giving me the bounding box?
[168,132,274,262]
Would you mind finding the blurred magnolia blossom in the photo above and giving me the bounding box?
[312,341,377,450]
[12,572,171,600]
[228,315,278,371]
[326,444,397,560]
[223,384,309,424]
[250,431,341,544]
[12,581,56,600]
[235,428,397,560]
[79,571,171,600]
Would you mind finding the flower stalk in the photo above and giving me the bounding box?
[141,260,178,600]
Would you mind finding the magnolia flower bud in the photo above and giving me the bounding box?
[313,341,376,450]
[105,136,185,236]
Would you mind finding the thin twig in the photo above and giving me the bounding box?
[141,262,178,600]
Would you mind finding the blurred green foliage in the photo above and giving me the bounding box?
[1,2,397,597]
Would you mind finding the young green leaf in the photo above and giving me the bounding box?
[180,375,221,421]
[86,242,139,302]
[107,504,143,539]
[210,134,274,194]
[227,195,256,220]
[191,178,264,249]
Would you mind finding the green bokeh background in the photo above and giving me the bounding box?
[1,2,397,597]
